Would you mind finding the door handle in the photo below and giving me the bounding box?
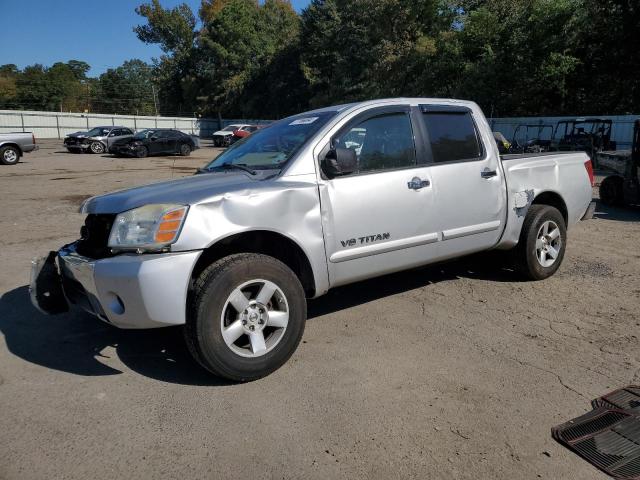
[407,177,430,190]
[481,169,497,179]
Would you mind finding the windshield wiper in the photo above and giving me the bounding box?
[217,162,257,176]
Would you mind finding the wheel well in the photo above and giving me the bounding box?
[532,191,568,224]
[0,143,23,156]
[190,231,316,297]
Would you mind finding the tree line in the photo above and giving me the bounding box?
[0,59,158,115]
[1,0,638,119]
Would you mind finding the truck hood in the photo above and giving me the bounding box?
[81,170,278,214]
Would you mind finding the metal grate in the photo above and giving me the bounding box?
[554,386,640,479]
[75,214,116,259]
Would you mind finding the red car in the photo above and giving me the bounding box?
[229,125,260,145]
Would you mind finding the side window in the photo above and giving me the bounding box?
[422,112,482,163]
[122,129,133,135]
[334,112,416,174]
[109,129,121,137]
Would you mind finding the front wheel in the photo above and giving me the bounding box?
[89,141,105,154]
[185,253,306,381]
[0,145,20,165]
[514,205,567,280]
[135,145,148,158]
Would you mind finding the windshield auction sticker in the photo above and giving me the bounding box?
[289,117,319,126]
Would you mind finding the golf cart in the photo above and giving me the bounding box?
[551,118,616,163]
[509,123,554,153]
[598,119,640,207]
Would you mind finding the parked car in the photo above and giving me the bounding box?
[228,125,261,145]
[212,124,255,146]
[31,98,595,381]
[0,132,38,165]
[64,126,134,154]
[109,129,197,158]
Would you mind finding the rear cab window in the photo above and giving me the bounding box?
[419,105,484,163]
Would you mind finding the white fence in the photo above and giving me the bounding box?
[490,114,639,149]
[2,109,638,146]
[0,110,271,139]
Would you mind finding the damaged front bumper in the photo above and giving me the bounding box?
[30,242,201,329]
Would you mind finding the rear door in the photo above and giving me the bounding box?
[318,105,439,287]
[417,105,505,259]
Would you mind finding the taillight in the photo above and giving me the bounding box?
[584,159,594,186]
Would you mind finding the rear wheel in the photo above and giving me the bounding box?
[89,141,105,154]
[179,143,191,156]
[599,176,624,206]
[0,146,20,165]
[514,205,567,280]
[185,253,306,381]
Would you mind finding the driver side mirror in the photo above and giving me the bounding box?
[150,136,158,141]
[321,148,357,178]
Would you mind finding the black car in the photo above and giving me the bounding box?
[109,129,197,158]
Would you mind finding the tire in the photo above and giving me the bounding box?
[89,141,105,154]
[135,145,148,158]
[599,176,624,206]
[185,253,306,381]
[0,145,20,165]
[179,143,191,156]
[514,205,567,280]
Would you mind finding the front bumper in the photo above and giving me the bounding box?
[110,145,136,156]
[65,143,90,151]
[30,242,201,329]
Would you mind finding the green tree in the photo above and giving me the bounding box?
[0,65,19,108]
[300,0,443,106]
[135,0,198,114]
[197,0,303,116]
[97,59,156,115]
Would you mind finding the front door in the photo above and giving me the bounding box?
[417,105,505,259]
[318,106,439,287]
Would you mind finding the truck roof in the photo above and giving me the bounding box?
[302,97,478,116]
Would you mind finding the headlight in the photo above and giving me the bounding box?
[108,204,188,251]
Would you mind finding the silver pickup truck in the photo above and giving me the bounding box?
[31,98,595,381]
[0,132,38,165]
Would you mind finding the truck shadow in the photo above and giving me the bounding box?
[0,254,516,386]
[0,286,228,386]
[308,253,518,319]
[593,200,640,222]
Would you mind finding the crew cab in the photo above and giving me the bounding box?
[31,98,595,381]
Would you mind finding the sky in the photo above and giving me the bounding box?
[0,0,311,76]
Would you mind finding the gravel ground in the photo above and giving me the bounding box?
[1,140,639,479]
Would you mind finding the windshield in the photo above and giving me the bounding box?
[205,111,337,170]
[87,127,110,137]
[134,129,156,139]
[222,125,240,132]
